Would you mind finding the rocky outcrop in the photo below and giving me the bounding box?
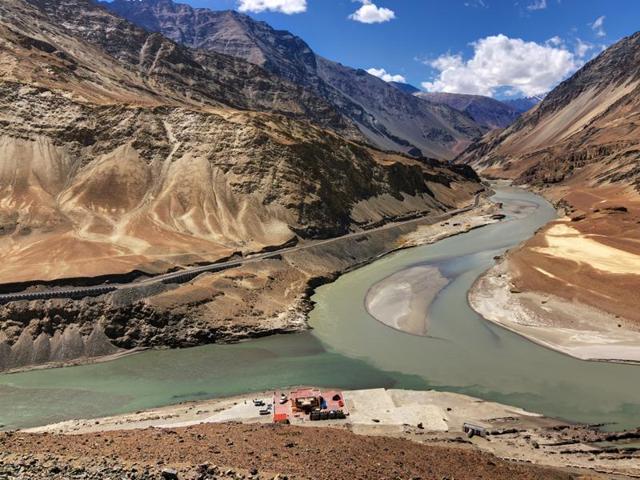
[0,324,120,372]
[105,0,484,159]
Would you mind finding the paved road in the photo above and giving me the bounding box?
[0,195,481,304]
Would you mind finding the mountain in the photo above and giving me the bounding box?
[104,0,484,159]
[501,96,543,114]
[390,82,421,94]
[457,32,640,190]
[0,0,482,286]
[417,92,521,130]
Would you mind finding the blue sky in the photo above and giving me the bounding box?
[163,0,638,98]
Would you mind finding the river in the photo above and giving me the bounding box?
[1,187,639,431]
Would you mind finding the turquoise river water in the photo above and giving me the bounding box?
[1,187,639,431]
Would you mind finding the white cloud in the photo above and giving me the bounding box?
[574,38,593,58]
[421,34,579,97]
[237,0,306,14]
[349,0,395,24]
[464,0,487,7]
[546,36,563,47]
[591,15,606,37]
[527,0,547,10]
[367,68,406,83]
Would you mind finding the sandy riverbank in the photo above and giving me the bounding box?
[363,200,503,336]
[21,388,640,478]
[469,185,640,364]
[23,388,540,435]
[365,266,448,335]
[470,260,640,363]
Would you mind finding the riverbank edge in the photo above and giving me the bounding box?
[468,259,640,365]
[467,183,640,364]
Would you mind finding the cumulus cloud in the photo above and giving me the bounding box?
[237,0,306,14]
[591,15,606,37]
[526,0,547,11]
[349,0,395,24]
[421,34,579,97]
[367,68,406,83]
[546,36,563,47]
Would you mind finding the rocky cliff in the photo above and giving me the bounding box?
[105,0,484,159]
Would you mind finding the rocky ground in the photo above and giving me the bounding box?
[23,388,640,479]
[0,422,583,480]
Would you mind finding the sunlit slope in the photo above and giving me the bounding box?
[0,0,481,284]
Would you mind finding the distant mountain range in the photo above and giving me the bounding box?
[384,82,541,130]
[501,96,543,114]
[105,0,484,159]
[417,92,525,130]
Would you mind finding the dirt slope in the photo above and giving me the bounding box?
[0,423,578,480]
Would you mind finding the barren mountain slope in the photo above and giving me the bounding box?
[0,423,577,480]
[0,0,484,370]
[0,0,481,285]
[459,31,640,357]
[4,0,357,136]
[458,31,640,189]
[417,92,522,130]
[105,0,485,159]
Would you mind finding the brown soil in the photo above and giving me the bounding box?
[0,423,582,480]
[509,185,640,326]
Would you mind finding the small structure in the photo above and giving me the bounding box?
[291,388,322,413]
[463,422,487,438]
[273,388,348,423]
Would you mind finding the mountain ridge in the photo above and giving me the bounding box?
[456,30,640,191]
[417,92,522,130]
[105,0,485,159]
[0,0,483,285]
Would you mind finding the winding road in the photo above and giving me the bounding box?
[0,194,481,304]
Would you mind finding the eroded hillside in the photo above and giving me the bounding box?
[0,0,484,370]
[459,31,640,361]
